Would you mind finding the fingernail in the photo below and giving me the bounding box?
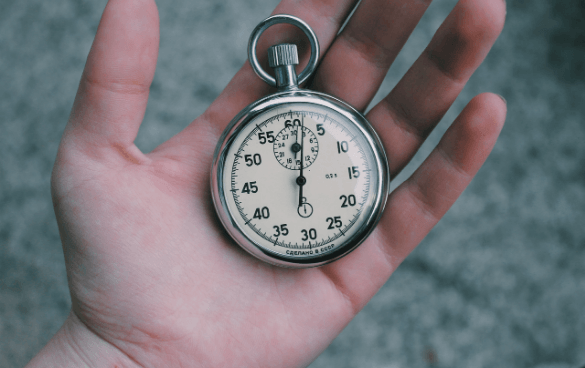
[497,94,507,105]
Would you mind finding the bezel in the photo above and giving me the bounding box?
[211,89,390,268]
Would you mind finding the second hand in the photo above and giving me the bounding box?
[297,116,305,207]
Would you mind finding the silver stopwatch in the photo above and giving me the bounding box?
[211,15,389,268]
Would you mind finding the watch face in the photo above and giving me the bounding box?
[214,97,388,267]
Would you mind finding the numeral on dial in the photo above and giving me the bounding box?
[241,181,258,194]
[285,119,301,127]
[326,216,342,229]
[258,131,274,144]
[337,141,349,153]
[301,228,317,241]
[340,194,356,207]
[316,124,325,136]
[245,154,262,166]
[253,207,270,219]
[348,166,360,179]
[273,224,289,237]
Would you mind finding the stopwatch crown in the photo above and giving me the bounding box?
[268,44,299,68]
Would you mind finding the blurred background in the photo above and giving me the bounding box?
[1,0,584,367]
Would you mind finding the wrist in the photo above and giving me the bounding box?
[26,311,141,368]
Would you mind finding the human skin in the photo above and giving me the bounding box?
[26,0,507,367]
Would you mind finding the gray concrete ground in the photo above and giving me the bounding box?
[1,0,584,367]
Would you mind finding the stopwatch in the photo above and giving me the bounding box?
[211,15,389,268]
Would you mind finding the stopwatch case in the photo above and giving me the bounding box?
[211,89,390,268]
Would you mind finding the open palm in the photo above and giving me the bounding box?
[31,0,507,367]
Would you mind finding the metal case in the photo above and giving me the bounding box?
[211,89,390,268]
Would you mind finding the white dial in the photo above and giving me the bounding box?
[219,101,383,264]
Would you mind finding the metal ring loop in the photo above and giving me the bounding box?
[248,14,320,87]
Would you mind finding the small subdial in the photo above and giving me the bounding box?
[273,125,319,170]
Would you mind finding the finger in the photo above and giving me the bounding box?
[174,0,359,144]
[320,93,507,313]
[65,0,159,151]
[367,0,506,177]
[311,0,433,111]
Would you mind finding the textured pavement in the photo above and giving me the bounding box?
[1,0,584,367]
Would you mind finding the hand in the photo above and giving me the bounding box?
[28,0,506,367]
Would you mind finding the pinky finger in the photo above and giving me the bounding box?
[377,93,507,265]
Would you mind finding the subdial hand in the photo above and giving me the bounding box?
[293,122,300,160]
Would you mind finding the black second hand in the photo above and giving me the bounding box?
[298,116,304,208]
